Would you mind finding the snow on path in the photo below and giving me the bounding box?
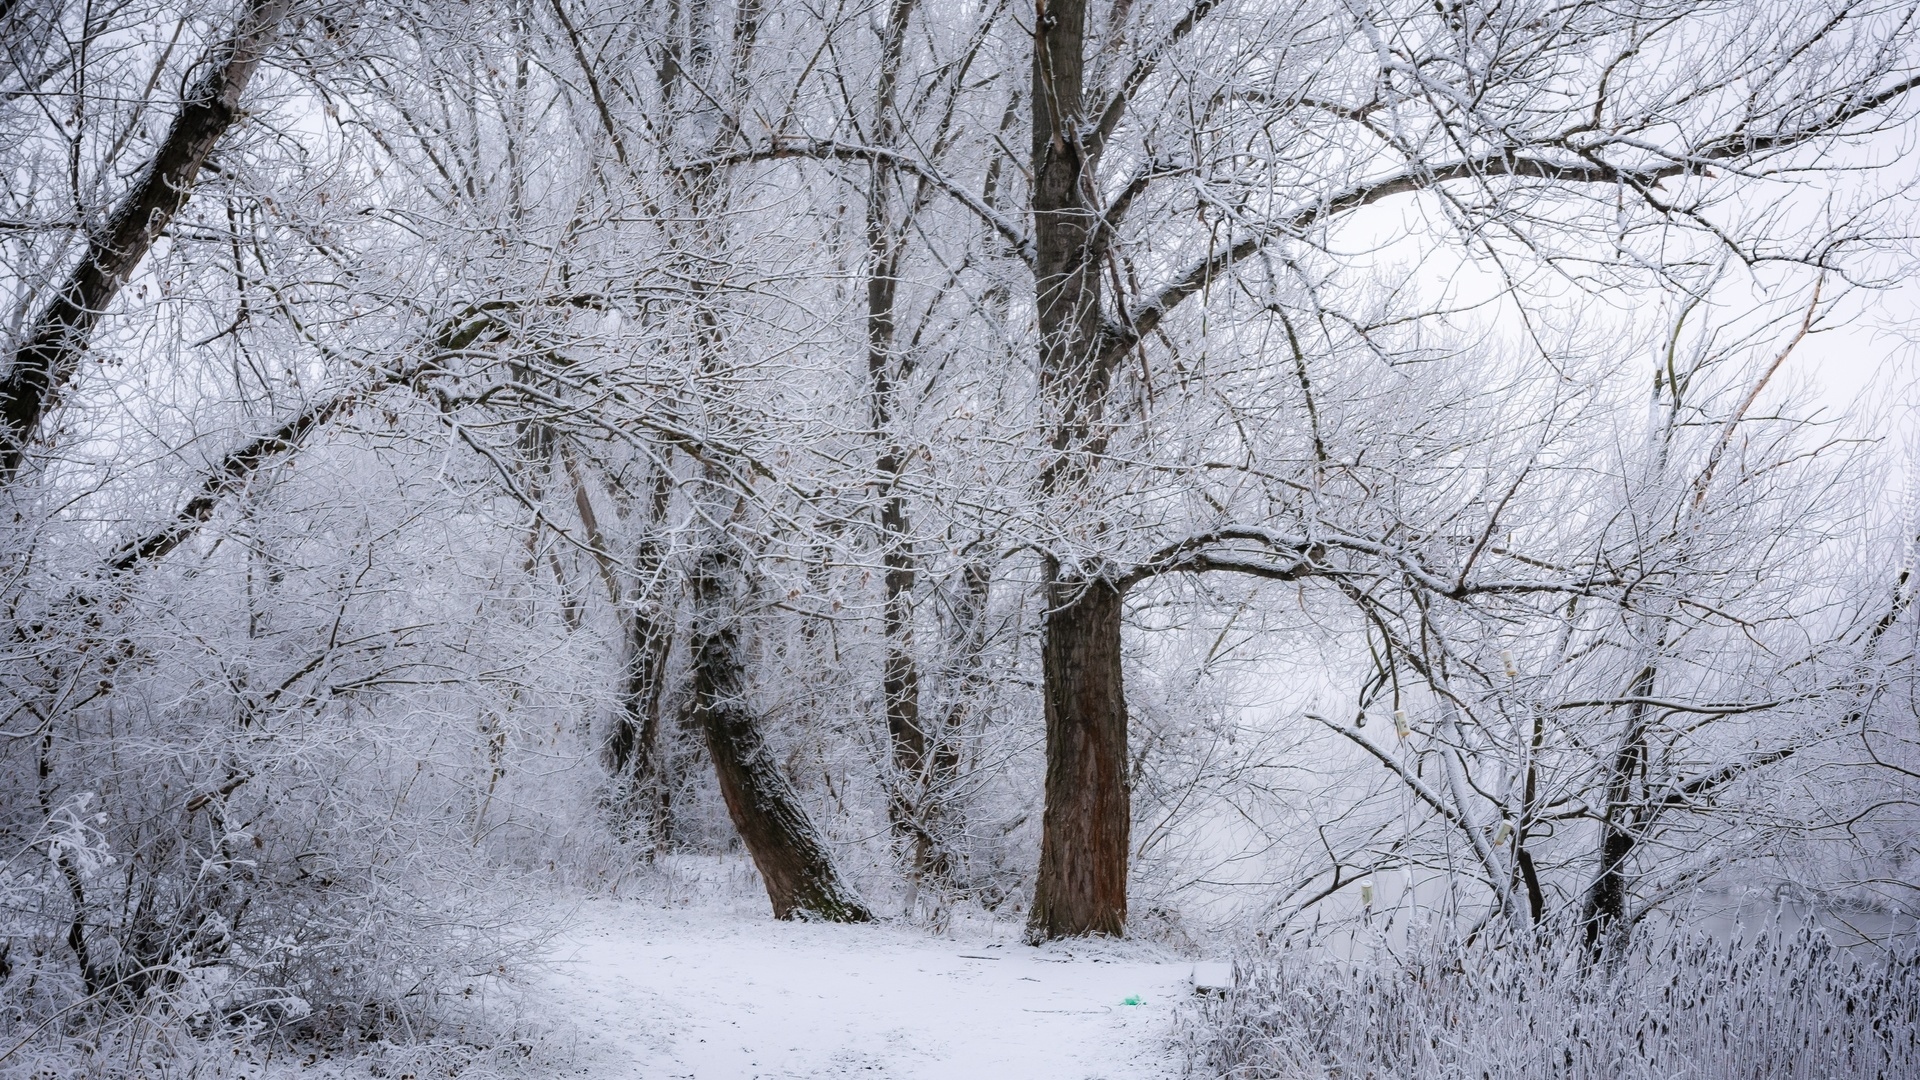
[542,899,1192,1079]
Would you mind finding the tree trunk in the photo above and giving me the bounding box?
[606,596,676,846]
[1027,574,1129,939]
[1581,661,1655,957]
[929,562,992,829]
[865,0,928,852]
[650,0,865,923]
[905,556,993,907]
[1581,805,1635,955]
[688,540,872,922]
[1026,0,1132,940]
[585,461,679,852]
[0,0,287,482]
[870,180,926,840]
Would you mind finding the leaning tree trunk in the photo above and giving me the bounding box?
[1027,575,1129,939]
[638,0,865,923]
[687,539,871,922]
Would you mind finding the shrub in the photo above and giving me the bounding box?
[1184,923,1920,1080]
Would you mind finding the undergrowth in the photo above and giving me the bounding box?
[1182,923,1920,1080]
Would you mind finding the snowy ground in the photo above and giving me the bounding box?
[538,895,1195,1079]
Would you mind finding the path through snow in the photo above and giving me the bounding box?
[541,898,1194,1079]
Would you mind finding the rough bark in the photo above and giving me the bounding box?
[1026,0,1133,940]
[1030,0,1109,473]
[688,540,871,922]
[0,0,288,482]
[1027,575,1129,939]
[628,0,870,919]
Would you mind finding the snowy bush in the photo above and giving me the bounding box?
[0,439,600,1075]
[1184,924,1920,1080]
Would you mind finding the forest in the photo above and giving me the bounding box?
[3,0,1920,1076]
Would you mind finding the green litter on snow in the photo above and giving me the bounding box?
[1121,995,1144,1006]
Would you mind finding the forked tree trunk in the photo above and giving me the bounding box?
[629,0,866,920]
[1027,574,1129,939]
[688,541,871,922]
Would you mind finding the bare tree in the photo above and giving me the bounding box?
[1003,0,1920,939]
[1275,286,1917,951]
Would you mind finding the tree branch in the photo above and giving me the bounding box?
[0,0,290,483]
[684,137,1035,264]
[1118,527,1321,590]
[1085,0,1223,164]
[1102,63,1920,363]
